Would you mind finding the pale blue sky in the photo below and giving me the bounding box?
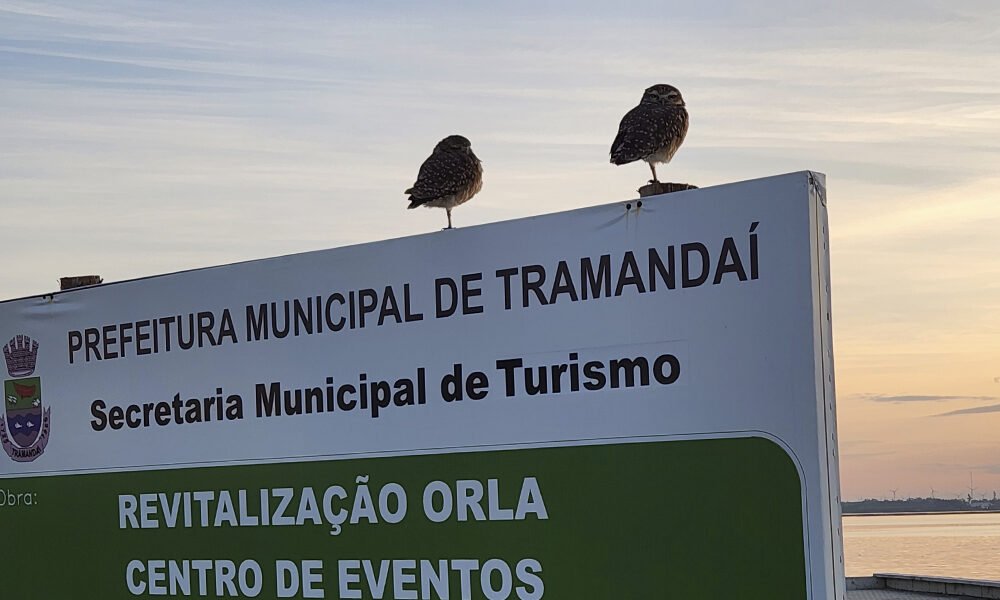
[2,1,999,498]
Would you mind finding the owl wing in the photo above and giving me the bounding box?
[406,150,478,204]
[610,105,687,165]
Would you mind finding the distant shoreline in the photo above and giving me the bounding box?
[842,498,1000,515]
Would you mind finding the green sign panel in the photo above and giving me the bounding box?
[0,438,803,598]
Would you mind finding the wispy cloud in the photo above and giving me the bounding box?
[860,394,998,403]
[839,439,883,449]
[936,404,1000,417]
[844,451,896,459]
[838,441,895,459]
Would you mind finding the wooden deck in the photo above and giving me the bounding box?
[846,574,1000,599]
[848,590,970,600]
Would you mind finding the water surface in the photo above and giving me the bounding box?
[843,512,1000,581]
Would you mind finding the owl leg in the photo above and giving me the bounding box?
[649,162,660,183]
[445,208,453,229]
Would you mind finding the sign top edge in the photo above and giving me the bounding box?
[1,170,823,305]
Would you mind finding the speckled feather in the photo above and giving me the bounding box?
[406,138,483,209]
[610,85,689,167]
[610,105,688,165]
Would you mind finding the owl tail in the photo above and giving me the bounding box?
[609,146,635,165]
[405,187,421,209]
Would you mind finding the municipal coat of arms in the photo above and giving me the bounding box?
[1,335,50,462]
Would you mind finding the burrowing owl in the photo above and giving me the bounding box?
[610,84,688,183]
[406,135,483,229]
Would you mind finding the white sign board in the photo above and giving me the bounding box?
[0,171,842,599]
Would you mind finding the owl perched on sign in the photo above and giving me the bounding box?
[406,135,483,230]
[610,84,688,183]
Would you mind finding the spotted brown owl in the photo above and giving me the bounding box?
[610,84,688,183]
[406,135,483,229]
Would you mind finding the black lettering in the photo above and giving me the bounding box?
[713,237,747,284]
[68,330,82,364]
[102,324,117,360]
[548,261,578,304]
[285,389,302,415]
[615,251,646,296]
[581,255,611,299]
[85,328,101,361]
[461,273,484,315]
[435,278,458,318]
[256,382,282,417]
[197,312,217,347]
[403,284,424,322]
[305,387,324,413]
[358,289,378,327]
[325,294,346,331]
[270,301,290,339]
[337,385,357,410]
[525,367,547,395]
[185,399,203,423]
[681,243,710,288]
[177,314,195,349]
[294,298,314,335]
[653,354,681,384]
[158,316,175,351]
[378,287,402,326]
[109,406,125,430]
[118,323,133,358]
[551,363,567,393]
[247,305,268,341]
[125,404,142,428]
[496,358,522,397]
[609,357,649,388]
[648,246,675,291]
[90,399,108,431]
[136,320,152,355]
[218,310,237,344]
[583,361,606,390]
[495,268,518,310]
[225,395,244,420]
[370,381,391,418]
[155,402,171,426]
[393,379,416,406]
[172,393,184,422]
[521,265,547,307]
[441,363,464,402]
[466,371,488,400]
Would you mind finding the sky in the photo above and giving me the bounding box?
[1,0,999,500]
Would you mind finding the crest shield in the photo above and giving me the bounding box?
[4,377,42,448]
[1,333,49,462]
